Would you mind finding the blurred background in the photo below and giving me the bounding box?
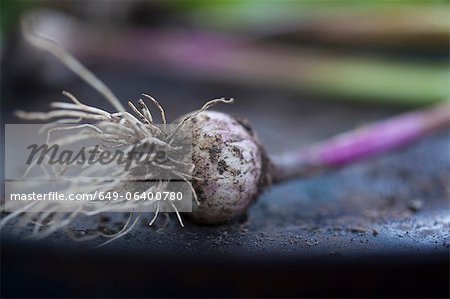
[1,0,449,298]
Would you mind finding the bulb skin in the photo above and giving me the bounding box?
[184,111,269,224]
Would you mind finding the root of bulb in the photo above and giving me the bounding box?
[2,91,233,242]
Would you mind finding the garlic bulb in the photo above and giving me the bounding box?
[185,111,271,224]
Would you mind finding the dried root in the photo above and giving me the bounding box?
[2,91,232,242]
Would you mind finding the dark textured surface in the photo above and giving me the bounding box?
[1,68,449,297]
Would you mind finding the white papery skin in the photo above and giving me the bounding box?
[186,111,267,224]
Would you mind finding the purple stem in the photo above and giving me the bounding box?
[271,102,450,182]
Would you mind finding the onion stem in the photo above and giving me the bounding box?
[271,102,450,182]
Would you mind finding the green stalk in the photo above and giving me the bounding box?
[24,11,450,106]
